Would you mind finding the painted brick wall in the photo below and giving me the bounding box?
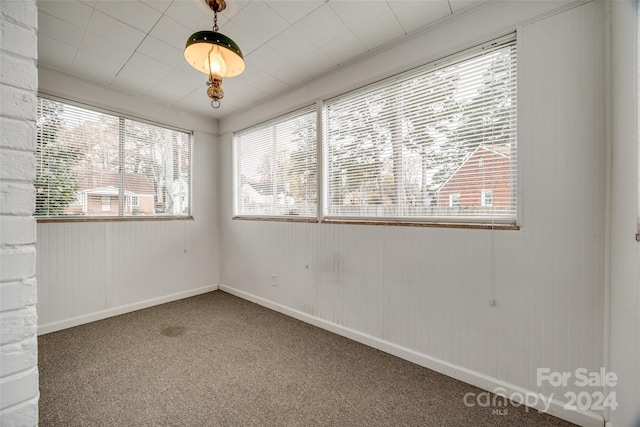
[0,0,39,425]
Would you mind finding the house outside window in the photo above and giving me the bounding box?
[35,96,192,219]
[449,194,461,207]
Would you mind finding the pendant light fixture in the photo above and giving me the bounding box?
[184,0,245,109]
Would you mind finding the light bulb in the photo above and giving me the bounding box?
[206,46,227,79]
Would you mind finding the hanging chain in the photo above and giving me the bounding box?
[213,9,218,32]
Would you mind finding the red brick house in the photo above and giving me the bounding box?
[65,172,155,216]
[436,144,514,209]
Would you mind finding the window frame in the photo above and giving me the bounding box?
[35,94,194,222]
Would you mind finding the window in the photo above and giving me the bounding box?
[481,190,493,207]
[323,36,517,223]
[233,106,316,217]
[35,96,192,218]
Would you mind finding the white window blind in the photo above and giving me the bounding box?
[323,36,517,223]
[233,107,316,217]
[35,96,192,218]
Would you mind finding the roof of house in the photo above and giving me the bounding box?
[77,172,154,195]
[436,144,512,192]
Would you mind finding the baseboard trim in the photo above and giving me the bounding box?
[38,284,219,335]
[219,284,604,427]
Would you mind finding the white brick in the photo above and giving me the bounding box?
[0,54,37,91]
[0,336,37,377]
[0,182,35,215]
[0,2,39,425]
[0,306,37,345]
[0,246,35,282]
[0,0,38,30]
[0,397,38,427]
[0,149,35,181]
[0,279,36,312]
[0,117,36,151]
[0,19,36,59]
[0,368,38,410]
[0,85,36,121]
[0,216,35,246]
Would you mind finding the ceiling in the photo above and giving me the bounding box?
[37,0,485,119]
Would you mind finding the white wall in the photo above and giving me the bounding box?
[36,69,221,333]
[218,2,607,426]
[0,0,39,424]
[609,2,640,426]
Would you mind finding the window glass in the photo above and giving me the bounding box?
[233,107,316,218]
[323,36,517,223]
[35,97,192,218]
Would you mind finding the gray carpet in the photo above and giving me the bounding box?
[38,291,576,427]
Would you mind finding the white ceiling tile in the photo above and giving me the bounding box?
[321,31,368,66]
[141,0,172,13]
[387,0,452,34]
[266,0,324,25]
[38,11,85,47]
[136,36,184,68]
[219,0,252,20]
[352,9,405,50]
[126,52,173,80]
[329,1,390,31]
[230,1,289,43]
[246,44,291,75]
[71,50,121,84]
[111,64,162,93]
[272,63,312,87]
[165,0,216,33]
[36,0,465,116]
[149,73,209,105]
[296,49,338,77]
[222,77,267,104]
[266,27,316,61]
[80,33,135,64]
[147,84,189,105]
[93,1,162,33]
[293,4,350,48]
[73,49,122,74]
[160,68,203,91]
[449,0,488,13]
[86,10,147,49]
[257,74,289,96]
[148,15,193,51]
[176,59,201,76]
[37,0,92,28]
[174,90,225,116]
[38,37,77,71]
[217,20,262,56]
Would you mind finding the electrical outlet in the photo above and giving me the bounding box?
[271,274,277,286]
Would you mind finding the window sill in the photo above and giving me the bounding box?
[232,216,318,223]
[36,216,194,223]
[233,216,519,230]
